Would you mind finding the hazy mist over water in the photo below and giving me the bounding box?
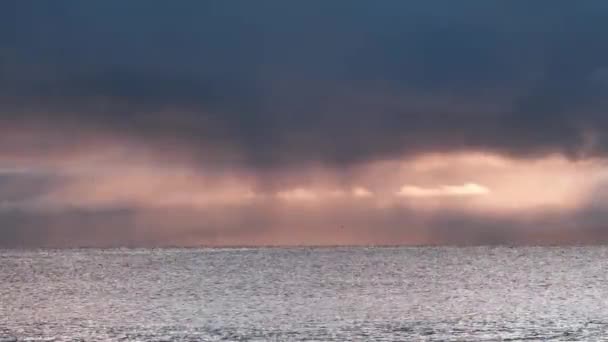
[2,247,608,341]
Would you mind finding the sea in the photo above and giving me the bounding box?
[2,247,608,341]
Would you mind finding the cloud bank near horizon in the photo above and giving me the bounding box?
[2,1,608,246]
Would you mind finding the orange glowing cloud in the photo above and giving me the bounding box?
[3,130,608,247]
[4,144,605,215]
[1,118,603,217]
[397,183,490,198]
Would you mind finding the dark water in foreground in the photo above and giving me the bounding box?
[2,247,608,341]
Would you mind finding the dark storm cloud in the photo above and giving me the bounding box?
[2,1,608,168]
[5,1,608,247]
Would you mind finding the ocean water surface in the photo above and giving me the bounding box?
[2,247,608,341]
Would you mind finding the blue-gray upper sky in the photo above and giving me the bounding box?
[2,1,608,247]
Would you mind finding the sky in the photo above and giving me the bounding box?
[2,1,608,247]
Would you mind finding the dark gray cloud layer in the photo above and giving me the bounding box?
[3,2,608,247]
[2,1,608,168]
